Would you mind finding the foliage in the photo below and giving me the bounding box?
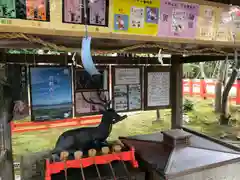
[183,98,194,112]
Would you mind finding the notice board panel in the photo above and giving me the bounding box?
[144,66,171,110]
[112,66,143,113]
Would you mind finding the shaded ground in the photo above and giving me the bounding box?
[12,97,240,160]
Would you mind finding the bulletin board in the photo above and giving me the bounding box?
[74,66,110,116]
[112,66,143,112]
[112,0,160,35]
[144,66,171,110]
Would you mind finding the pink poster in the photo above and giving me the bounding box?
[158,0,199,39]
[63,0,82,23]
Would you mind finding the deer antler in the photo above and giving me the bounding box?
[96,90,112,108]
[80,91,106,110]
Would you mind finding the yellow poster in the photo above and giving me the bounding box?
[215,7,233,42]
[112,0,160,35]
[196,5,218,41]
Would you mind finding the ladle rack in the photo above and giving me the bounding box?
[45,147,138,180]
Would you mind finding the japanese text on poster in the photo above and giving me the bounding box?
[158,0,199,39]
[112,0,160,35]
[147,72,170,107]
[197,5,218,40]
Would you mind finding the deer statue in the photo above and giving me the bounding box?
[51,89,127,156]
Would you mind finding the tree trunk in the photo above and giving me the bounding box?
[220,51,240,125]
[215,60,227,112]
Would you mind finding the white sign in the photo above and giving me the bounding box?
[115,68,140,85]
[147,72,170,107]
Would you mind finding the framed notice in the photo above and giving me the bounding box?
[63,0,83,24]
[75,91,109,116]
[89,0,108,26]
[63,0,109,26]
[112,66,142,112]
[26,0,49,21]
[0,0,16,18]
[29,66,73,121]
[144,66,171,110]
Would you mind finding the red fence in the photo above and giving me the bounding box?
[183,79,240,105]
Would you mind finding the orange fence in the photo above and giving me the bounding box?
[11,115,102,133]
[12,79,240,134]
[183,79,240,105]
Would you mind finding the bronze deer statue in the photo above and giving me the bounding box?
[52,86,127,156]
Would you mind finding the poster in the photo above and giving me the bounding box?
[128,84,141,110]
[26,0,47,21]
[75,92,91,114]
[158,0,199,38]
[30,67,73,121]
[114,85,128,111]
[215,8,233,42]
[112,0,160,35]
[89,0,107,26]
[229,6,240,41]
[75,91,108,115]
[63,0,82,23]
[89,91,108,112]
[147,72,170,107]
[115,68,140,85]
[197,5,218,40]
[0,0,16,18]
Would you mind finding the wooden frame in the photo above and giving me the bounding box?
[62,0,109,27]
[144,66,171,110]
[111,65,143,113]
[29,65,73,121]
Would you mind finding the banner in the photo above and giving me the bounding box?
[158,0,199,39]
[112,0,160,35]
[196,5,218,41]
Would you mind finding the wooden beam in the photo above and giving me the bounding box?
[170,55,183,129]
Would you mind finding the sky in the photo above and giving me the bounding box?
[30,67,72,106]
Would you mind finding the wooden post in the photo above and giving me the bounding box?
[170,56,183,129]
[0,67,15,180]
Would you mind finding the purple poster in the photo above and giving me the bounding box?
[89,0,107,26]
[63,0,82,23]
[158,0,199,38]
